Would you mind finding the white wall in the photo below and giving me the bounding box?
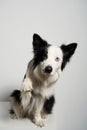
[0,0,87,129]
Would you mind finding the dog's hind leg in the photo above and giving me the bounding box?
[10,98,23,119]
[10,109,17,119]
[42,95,55,118]
[10,90,23,119]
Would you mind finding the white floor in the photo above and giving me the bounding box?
[0,102,57,130]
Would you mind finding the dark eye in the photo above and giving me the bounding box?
[55,57,59,62]
[42,55,47,60]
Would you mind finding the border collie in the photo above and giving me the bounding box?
[10,34,77,127]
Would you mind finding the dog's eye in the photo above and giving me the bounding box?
[41,54,47,60]
[55,57,59,62]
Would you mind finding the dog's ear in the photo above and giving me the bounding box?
[61,43,77,70]
[33,34,48,52]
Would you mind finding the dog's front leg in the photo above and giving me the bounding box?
[32,112,45,127]
[21,78,33,110]
[32,98,45,127]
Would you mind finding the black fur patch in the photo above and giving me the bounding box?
[9,109,14,114]
[11,90,21,102]
[33,47,48,68]
[23,74,26,81]
[43,95,55,114]
[32,34,50,68]
[23,74,26,79]
[61,43,77,70]
[33,33,48,52]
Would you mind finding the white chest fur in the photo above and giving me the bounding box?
[33,72,59,98]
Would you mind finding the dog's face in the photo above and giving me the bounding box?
[33,34,77,77]
[39,45,63,76]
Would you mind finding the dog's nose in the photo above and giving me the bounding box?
[44,65,52,73]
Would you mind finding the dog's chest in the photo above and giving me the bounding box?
[34,83,55,98]
[33,74,58,98]
[42,85,55,98]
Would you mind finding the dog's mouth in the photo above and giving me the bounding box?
[43,71,51,76]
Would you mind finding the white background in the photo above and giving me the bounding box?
[0,0,87,130]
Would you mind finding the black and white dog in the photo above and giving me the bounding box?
[10,34,77,127]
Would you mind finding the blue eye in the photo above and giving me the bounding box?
[55,57,59,62]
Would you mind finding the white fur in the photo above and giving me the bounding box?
[12,45,63,127]
[20,46,63,126]
[11,36,77,127]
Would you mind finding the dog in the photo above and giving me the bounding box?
[10,34,77,127]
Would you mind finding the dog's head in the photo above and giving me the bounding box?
[32,34,77,77]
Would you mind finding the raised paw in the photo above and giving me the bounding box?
[23,85,33,92]
[21,78,33,92]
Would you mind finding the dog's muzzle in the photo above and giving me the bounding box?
[44,65,53,74]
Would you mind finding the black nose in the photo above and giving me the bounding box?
[44,66,52,73]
